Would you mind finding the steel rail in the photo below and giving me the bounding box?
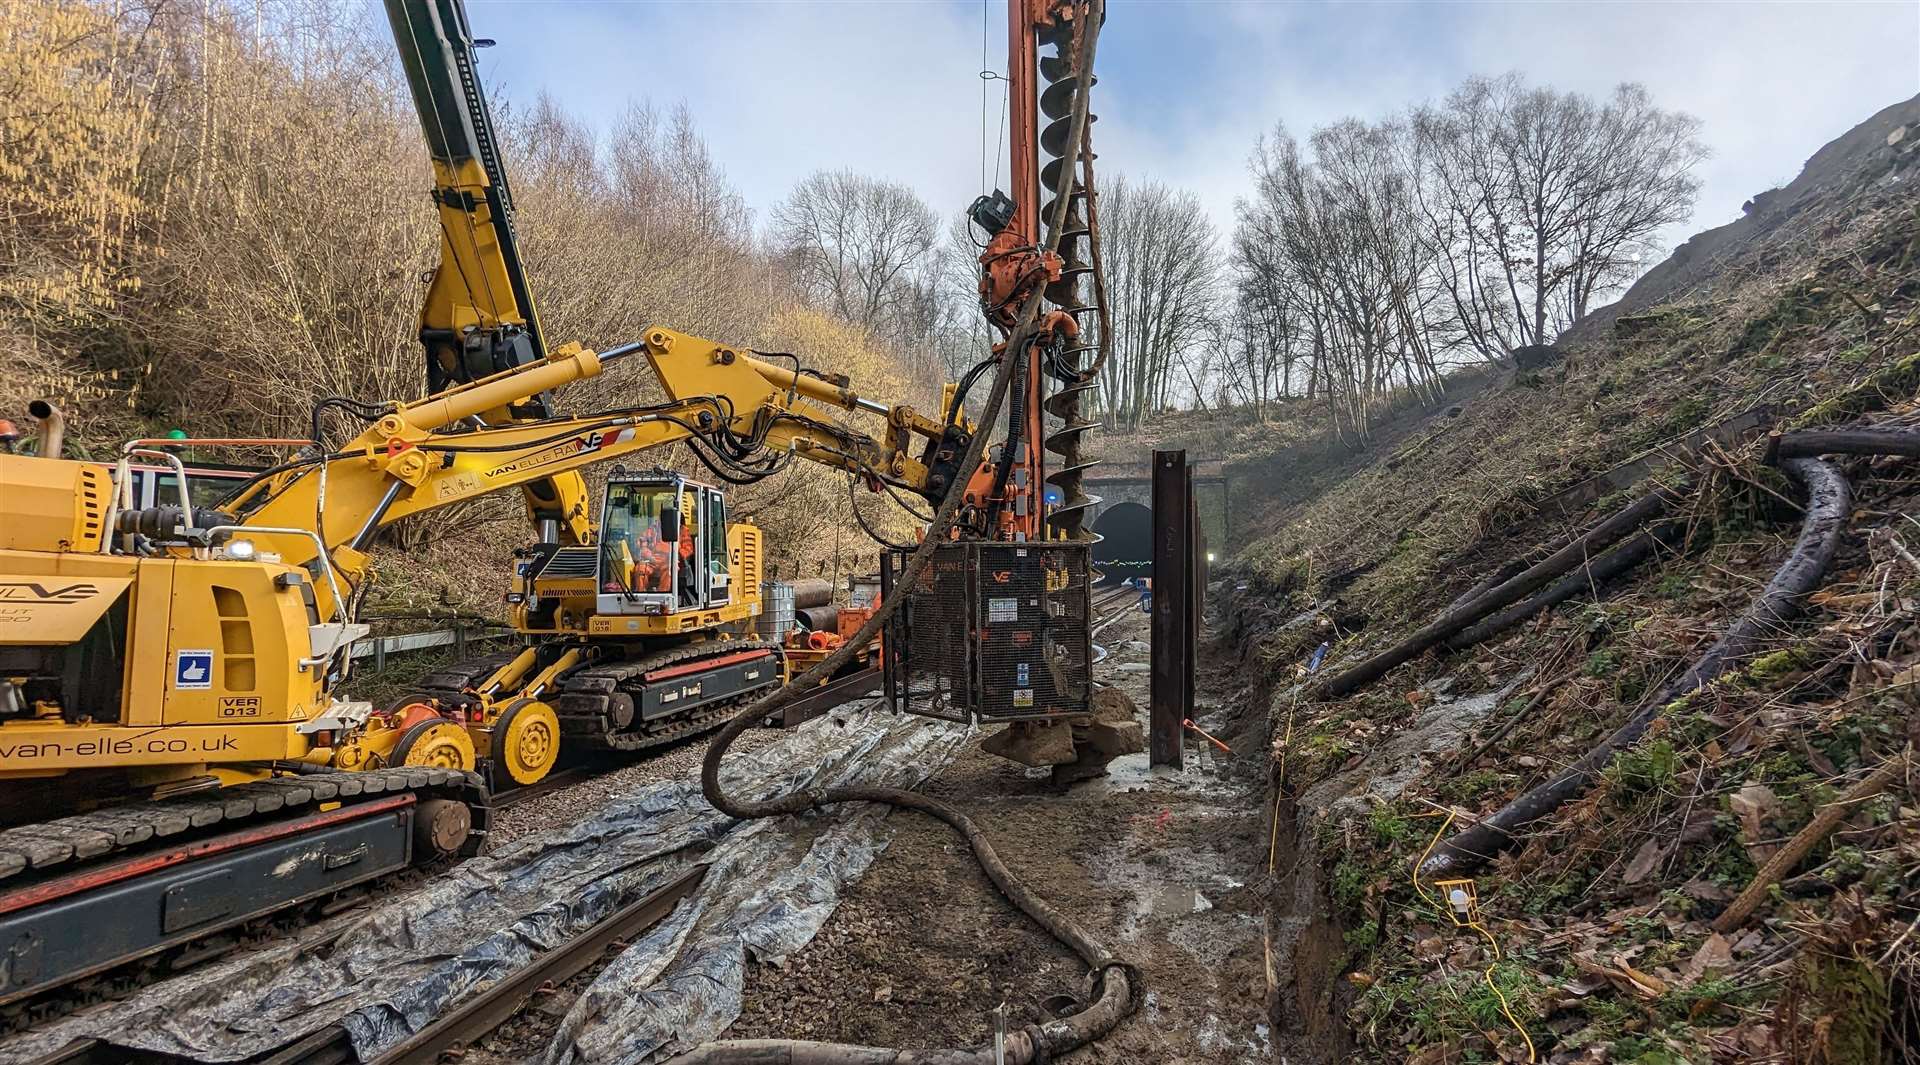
[490,764,596,810]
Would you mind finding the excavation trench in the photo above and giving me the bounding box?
[1215,590,1357,1065]
[707,610,1288,1063]
[1262,748,1354,1063]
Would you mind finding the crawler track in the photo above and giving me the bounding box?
[553,638,783,752]
[417,640,785,761]
[0,769,487,1034]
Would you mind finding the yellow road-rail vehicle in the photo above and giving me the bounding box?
[0,324,969,1010]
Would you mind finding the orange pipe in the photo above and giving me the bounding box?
[1007,0,1047,539]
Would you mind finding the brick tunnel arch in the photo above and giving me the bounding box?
[1092,500,1152,585]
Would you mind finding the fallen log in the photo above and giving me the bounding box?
[1771,427,1920,461]
[1442,524,1681,651]
[1713,745,1911,933]
[1444,555,1541,615]
[1312,485,1683,700]
[1422,457,1850,877]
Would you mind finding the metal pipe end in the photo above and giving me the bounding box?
[28,398,64,458]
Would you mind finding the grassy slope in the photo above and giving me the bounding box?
[1211,95,1920,1063]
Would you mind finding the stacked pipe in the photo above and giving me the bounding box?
[1036,14,1102,541]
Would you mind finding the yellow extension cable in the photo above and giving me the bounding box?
[1413,811,1537,1062]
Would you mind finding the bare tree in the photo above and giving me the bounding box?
[770,170,939,347]
[1094,175,1220,429]
[922,212,999,379]
[1226,75,1705,441]
[1234,122,1445,441]
[0,0,944,603]
[1410,74,1705,354]
[1215,285,1300,417]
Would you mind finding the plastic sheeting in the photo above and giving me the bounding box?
[0,706,970,1064]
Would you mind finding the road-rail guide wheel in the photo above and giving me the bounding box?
[492,697,561,786]
[393,716,477,771]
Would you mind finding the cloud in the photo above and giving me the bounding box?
[467,0,1918,254]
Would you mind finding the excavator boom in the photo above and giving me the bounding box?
[213,330,958,619]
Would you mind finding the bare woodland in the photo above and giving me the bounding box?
[2,0,1709,560]
[1226,76,1705,437]
[0,0,928,588]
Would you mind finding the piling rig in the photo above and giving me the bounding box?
[684,6,1141,1061]
[881,0,1129,775]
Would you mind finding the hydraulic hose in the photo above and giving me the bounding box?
[984,337,1029,531]
[681,6,1128,1063]
[1422,455,1852,877]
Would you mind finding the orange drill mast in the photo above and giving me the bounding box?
[969,0,1102,542]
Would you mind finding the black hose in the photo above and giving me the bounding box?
[945,355,998,428]
[1773,427,1920,461]
[848,476,916,552]
[1423,456,1851,877]
[983,337,1029,532]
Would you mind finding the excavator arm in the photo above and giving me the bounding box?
[219,329,969,618]
[384,0,594,544]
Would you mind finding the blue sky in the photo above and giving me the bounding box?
[457,0,1919,254]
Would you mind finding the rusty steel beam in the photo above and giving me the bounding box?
[770,667,884,728]
[1149,450,1195,769]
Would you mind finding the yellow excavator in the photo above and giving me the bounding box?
[0,0,979,1009]
[364,0,973,790]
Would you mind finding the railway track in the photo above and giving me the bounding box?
[3,676,881,1047]
[1089,583,1142,658]
[26,866,708,1065]
[15,648,912,1062]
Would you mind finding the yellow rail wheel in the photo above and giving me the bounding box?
[492,697,561,787]
[391,716,477,771]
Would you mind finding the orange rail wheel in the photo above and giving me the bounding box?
[392,716,476,771]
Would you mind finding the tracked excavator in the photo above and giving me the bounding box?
[363,0,978,788]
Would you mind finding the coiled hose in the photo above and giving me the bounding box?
[675,8,1134,1064]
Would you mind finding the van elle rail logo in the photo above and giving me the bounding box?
[0,582,99,603]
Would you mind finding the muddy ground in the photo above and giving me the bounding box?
[464,606,1284,1064]
[723,608,1276,1063]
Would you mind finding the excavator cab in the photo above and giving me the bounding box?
[595,470,729,616]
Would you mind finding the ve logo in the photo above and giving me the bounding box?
[175,649,214,690]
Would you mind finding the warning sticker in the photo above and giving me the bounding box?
[1012,688,1035,708]
[987,597,1019,622]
